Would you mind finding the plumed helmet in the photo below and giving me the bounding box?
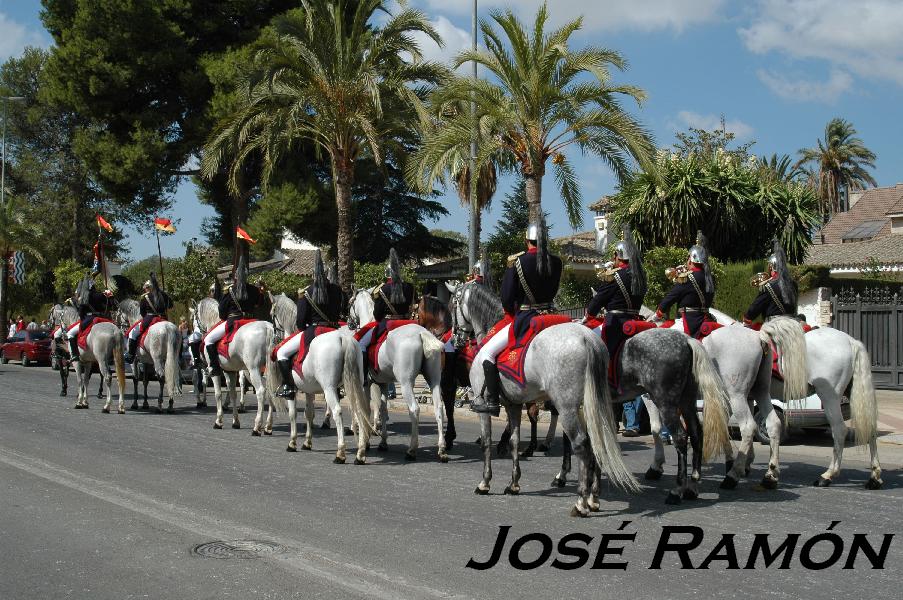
[232,254,249,303]
[525,224,540,242]
[769,238,798,310]
[309,250,328,307]
[327,261,339,286]
[75,272,93,306]
[621,226,647,298]
[143,280,152,290]
[386,248,406,305]
[614,226,634,262]
[472,261,482,276]
[530,213,551,277]
[689,230,715,294]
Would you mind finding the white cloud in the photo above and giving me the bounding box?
[675,111,754,139]
[412,15,472,66]
[414,0,724,33]
[0,13,46,61]
[739,0,903,87]
[756,69,853,103]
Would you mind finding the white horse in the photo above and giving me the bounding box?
[192,297,275,433]
[675,309,881,488]
[116,299,183,413]
[71,319,127,414]
[267,293,374,464]
[348,287,448,462]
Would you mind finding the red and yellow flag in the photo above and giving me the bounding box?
[235,226,257,245]
[96,214,113,233]
[154,217,177,233]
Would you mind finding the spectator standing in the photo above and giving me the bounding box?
[621,396,644,437]
[7,319,16,338]
[26,317,38,331]
[15,315,26,332]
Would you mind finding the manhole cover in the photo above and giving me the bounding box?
[192,540,286,559]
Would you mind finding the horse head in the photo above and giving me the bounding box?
[347,287,375,331]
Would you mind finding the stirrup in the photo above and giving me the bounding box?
[469,397,500,417]
[276,384,296,398]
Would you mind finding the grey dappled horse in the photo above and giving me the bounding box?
[71,319,127,414]
[116,299,182,413]
[267,293,375,464]
[191,297,275,433]
[49,304,79,396]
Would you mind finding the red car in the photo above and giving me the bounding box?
[1,329,52,366]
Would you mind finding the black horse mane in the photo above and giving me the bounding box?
[466,282,505,330]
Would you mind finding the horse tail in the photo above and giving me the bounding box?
[342,334,377,436]
[582,338,640,493]
[113,329,126,394]
[686,336,730,462]
[849,337,878,447]
[419,329,444,364]
[164,325,181,399]
[759,317,808,401]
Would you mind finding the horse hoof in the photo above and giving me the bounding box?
[142,403,149,410]
[404,451,417,462]
[760,476,778,490]
[237,407,246,414]
[644,468,663,481]
[343,427,354,436]
[251,430,261,437]
[682,489,698,501]
[232,423,240,430]
[814,477,832,487]
[664,492,682,505]
[196,402,207,409]
[865,477,883,490]
[474,486,490,495]
[725,459,734,474]
[354,457,366,465]
[320,421,330,430]
[569,506,589,518]
[264,430,272,436]
[301,443,312,451]
[130,403,138,411]
[333,456,346,464]
[166,408,175,415]
[286,446,297,453]
[503,486,519,495]
[213,423,223,430]
[118,408,125,415]
[377,442,388,452]
[439,453,449,463]
[720,476,739,490]
[101,407,110,414]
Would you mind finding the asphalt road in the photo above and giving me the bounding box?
[1,363,901,600]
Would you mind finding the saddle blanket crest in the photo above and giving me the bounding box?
[355,319,417,373]
[497,314,571,387]
[217,319,258,359]
[77,317,114,350]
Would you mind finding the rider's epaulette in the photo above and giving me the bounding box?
[371,287,381,299]
[298,288,306,299]
[507,251,524,268]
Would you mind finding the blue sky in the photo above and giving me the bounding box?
[3,0,902,260]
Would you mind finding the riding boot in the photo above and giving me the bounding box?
[189,341,202,369]
[275,359,297,397]
[470,359,501,417]
[124,337,137,362]
[68,337,80,362]
[205,345,223,377]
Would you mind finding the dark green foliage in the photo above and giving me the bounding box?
[713,261,765,321]
[255,271,310,297]
[556,268,597,309]
[166,245,220,305]
[121,256,181,293]
[353,262,421,292]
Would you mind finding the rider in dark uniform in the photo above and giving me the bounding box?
[656,231,716,338]
[125,272,172,362]
[743,238,799,325]
[275,251,344,397]
[204,255,263,377]
[67,273,114,361]
[585,225,647,363]
[471,216,562,416]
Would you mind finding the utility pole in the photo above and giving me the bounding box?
[0,95,25,342]
[468,0,479,270]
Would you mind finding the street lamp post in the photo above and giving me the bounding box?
[0,95,25,342]
[468,0,478,270]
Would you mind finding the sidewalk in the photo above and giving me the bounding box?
[877,389,903,444]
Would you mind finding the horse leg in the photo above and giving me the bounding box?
[101,367,113,413]
[323,387,346,464]
[588,458,603,511]
[643,397,666,480]
[756,394,783,488]
[228,371,241,429]
[539,412,557,453]
[814,383,846,487]
[377,384,390,452]
[721,395,756,489]
[246,369,267,436]
[440,361,456,449]
[474,413,493,495]
[237,371,247,413]
[400,380,420,461]
[521,403,538,458]
[211,371,224,428]
[73,360,86,408]
[552,433,571,488]
[302,393,315,450]
[496,421,512,456]
[556,411,591,517]
[683,395,703,501]
[661,405,687,505]
[141,366,150,410]
[429,376,448,463]
[286,397,298,452]
[504,404,523,495]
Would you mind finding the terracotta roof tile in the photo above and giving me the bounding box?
[553,230,604,264]
[805,234,903,267]
[816,184,903,244]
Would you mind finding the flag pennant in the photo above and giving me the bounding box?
[154,217,177,233]
[96,214,113,233]
[236,226,257,245]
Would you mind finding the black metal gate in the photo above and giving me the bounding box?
[832,287,903,390]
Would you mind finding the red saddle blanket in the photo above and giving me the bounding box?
[216,319,257,359]
[498,314,571,387]
[355,319,417,373]
[126,317,166,351]
[697,321,724,340]
[77,317,114,350]
[457,315,513,369]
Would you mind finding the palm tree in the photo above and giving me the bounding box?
[409,3,654,228]
[759,153,805,183]
[797,118,877,216]
[201,0,446,291]
[0,196,45,342]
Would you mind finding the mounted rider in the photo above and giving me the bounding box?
[124,272,172,362]
[202,255,263,377]
[470,215,562,416]
[743,238,799,325]
[466,261,485,284]
[585,225,647,364]
[66,272,114,361]
[357,248,415,362]
[655,231,716,338]
[274,250,344,397]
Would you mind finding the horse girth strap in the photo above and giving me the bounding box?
[765,282,786,314]
[514,257,539,306]
[377,287,402,318]
[306,295,331,324]
[614,272,633,310]
[688,274,708,309]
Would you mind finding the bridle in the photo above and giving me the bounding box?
[269,300,287,343]
[449,281,476,349]
[346,287,374,331]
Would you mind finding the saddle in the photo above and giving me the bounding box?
[355,319,417,373]
[77,317,114,350]
[457,315,513,370]
[217,319,257,359]
[497,314,571,387]
[128,316,166,351]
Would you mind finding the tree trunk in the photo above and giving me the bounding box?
[334,160,355,294]
[524,172,543,225]
[0,251,8,343]
[468,200,480,269]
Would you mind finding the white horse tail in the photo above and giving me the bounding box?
[113,330,126,394]
[341,335,378,436]
[164,325,182,399]
[419,329,443,363]
[686,337,730,462]
[263,325,277,411]
[849,338,878,447]
[759,317,808,401]
[582,338,640,493]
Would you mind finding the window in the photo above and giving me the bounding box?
[28,332,49,341]
[841,219,886,242]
